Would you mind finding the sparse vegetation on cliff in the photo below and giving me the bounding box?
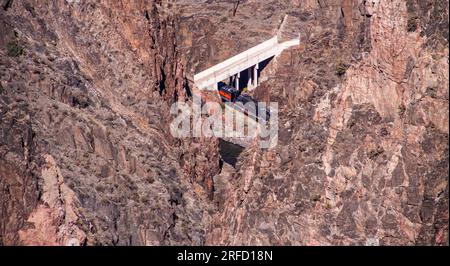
[0,0,447,247]
[335,61,348,76]
[6,40,23,57]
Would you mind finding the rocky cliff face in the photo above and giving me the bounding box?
[196,0,448,245]
[1,0,448,246]
[0,0,218,245]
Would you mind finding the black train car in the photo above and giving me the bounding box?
[235,94,271,122]
[217,82,239,102]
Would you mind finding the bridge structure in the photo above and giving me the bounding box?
[193,35,300,92]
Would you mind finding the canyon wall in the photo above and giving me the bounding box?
[1,0,448,246]
[1,0,218,245]
[179,0,448,245]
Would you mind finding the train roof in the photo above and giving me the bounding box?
[219,84,238,92]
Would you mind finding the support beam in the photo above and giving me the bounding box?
[253,63,258,88]
[235,72,240,90]
[247,68,252,90]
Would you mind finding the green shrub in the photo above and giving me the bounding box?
[398,104,406,116]
[310,194,321,202]
[368,146,385,160]
[140,195,150,203]
[335,61,348,76]
[6,41,24,57]
[95,184,107,193]
[407,16,418,32]
[146,175,155,184]
[23,2,36,16]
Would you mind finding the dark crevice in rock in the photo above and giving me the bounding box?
[2,0,13,11]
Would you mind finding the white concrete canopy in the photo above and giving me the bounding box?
[194,35,300,90]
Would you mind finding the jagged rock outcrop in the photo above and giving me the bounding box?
[0,0,219,246]
[0,0,447,246]
[182,0,448,245]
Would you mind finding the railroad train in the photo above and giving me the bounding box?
[217,82,271,122]
[217,82,239,102]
